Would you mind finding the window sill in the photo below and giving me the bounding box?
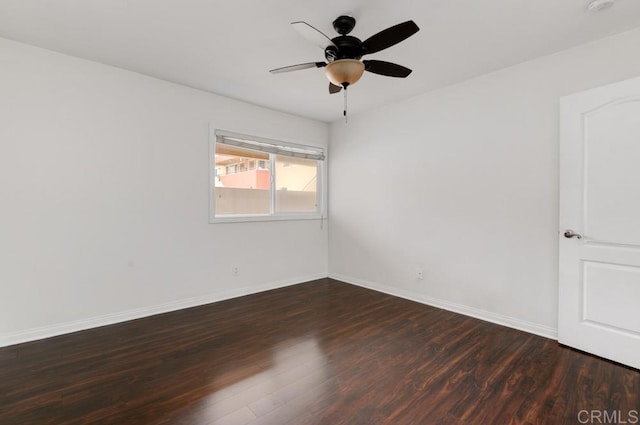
[210,213,325,224]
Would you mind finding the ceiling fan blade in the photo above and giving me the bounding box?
[329,82,342,94]
[269,62,326,74]
[361,20,419,55]
[363,60,412,78]
[292,21,337,49]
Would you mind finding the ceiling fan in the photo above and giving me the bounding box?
[270,16,420,95]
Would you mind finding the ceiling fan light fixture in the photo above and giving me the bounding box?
[325,59,365,88]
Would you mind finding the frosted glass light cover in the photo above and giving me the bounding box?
[325,59,365,87]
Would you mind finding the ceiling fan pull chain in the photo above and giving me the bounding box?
[344,87,348,124]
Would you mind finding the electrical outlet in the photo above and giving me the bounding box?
[416,267,424,280]
[232,266,239,276]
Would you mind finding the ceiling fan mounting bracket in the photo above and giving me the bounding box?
[332,15,356,35]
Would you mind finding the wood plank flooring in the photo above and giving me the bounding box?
[1,279,638,424]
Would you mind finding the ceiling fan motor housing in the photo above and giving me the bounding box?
[325,36,363,62]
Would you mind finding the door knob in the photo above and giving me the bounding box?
[564,229,582,239]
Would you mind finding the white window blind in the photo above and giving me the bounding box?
[216,132,325,161]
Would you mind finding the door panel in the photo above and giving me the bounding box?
[583,261,640,335]
[585,100,640,245]
[559,76,640,370]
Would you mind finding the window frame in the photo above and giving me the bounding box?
[209,127,327,223]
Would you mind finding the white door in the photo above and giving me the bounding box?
[559,76,640,370]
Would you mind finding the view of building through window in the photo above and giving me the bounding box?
[214,144,271,215]
[275,155,317,213]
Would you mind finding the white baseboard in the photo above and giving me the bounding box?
[0,274,327,348]
[329,273,558,340]
[1,273,557,348]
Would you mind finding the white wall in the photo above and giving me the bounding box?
[0,38,328,346]
[5,25,640,347]
[329,28,640,338]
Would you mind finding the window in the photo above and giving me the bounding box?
[210,129,325,222]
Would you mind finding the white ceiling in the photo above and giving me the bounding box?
[1,0,640,122]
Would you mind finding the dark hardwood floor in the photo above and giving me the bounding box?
[1,279,638,424]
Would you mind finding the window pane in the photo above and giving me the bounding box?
[275,155,318,213]
[215,145,270,215]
